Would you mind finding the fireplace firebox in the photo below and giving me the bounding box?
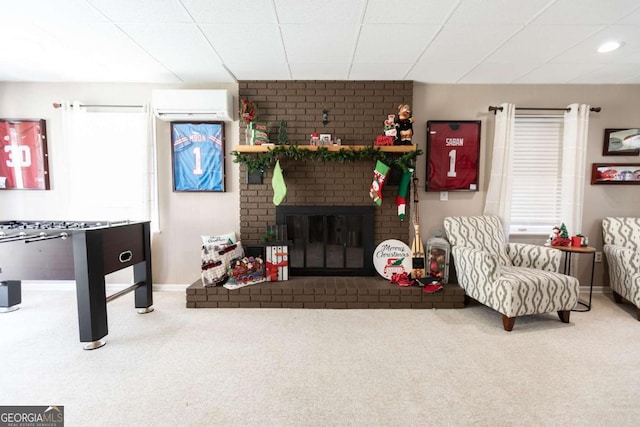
[276,206,374,276]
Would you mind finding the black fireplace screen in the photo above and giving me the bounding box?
[276,206,374,276]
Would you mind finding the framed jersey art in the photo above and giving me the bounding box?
[0,119,50,190]
[426,120,480,192]
[171,121,225,192]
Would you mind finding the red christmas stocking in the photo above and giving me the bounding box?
[369,160,390,206]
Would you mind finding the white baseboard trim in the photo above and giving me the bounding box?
[19,281,189,292]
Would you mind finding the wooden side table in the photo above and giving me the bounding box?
[553,245,596,312]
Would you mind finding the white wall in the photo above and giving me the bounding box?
[412,84,640,288]
[0,82,239,285]
[2,82,639,287]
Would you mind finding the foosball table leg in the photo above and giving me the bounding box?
[0,280,21,313]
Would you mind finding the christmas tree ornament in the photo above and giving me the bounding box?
[369,160,390,206]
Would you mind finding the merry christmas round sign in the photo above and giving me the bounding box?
[373,239,412,279]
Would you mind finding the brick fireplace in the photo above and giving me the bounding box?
[237,80,414,248]
[276,205,375,276]
[186,80,465,309]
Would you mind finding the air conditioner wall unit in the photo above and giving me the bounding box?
[152,89,234,122]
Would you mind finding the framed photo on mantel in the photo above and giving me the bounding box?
[426,120,480,192]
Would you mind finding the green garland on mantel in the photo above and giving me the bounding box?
[231,145,423,172]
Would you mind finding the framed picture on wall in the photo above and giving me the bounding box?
[591,163,640,184]
[171,121,225,192]
[602,128,640,156]
[0,118,50,190]
[425,120,480,191]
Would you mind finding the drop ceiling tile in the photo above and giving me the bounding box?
[532,0,640,25]
[87,0,192,23]
[348,62,412,80]
[617,7,640,24]
[0,0,106,22]
[486,25,604,63]
[289,63,350,80]
[458,62,539,83]
[120,23,220,62]
[405,61,476,83]
[199,24,286,62]
[364,0,457,24]
[447,0,552,24]
[119,23,234,82]
[569,63,640,83]
[421,24,521,63]
[226,62,291,80]
[37,22,176,82]
[513,63,605,83]
[280,24,358,63]
[550,25,640,64]
[354,24,440,63]
[181,0,277,24]
[275,0,365,23]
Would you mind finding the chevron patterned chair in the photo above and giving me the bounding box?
[602,217,640,320]
[444,216,579,331]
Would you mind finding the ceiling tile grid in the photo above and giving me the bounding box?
[1,0,640,84]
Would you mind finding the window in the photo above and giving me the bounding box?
[62,106,156,224]
[509,115,564,235]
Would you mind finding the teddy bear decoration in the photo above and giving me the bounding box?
[395,104,415,145]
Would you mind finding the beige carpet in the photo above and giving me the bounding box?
[1,289,640,426]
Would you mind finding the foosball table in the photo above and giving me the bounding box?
[0,220,153,350]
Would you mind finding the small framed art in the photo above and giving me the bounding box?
[0,118,50,190]
[591,163,640,184]
[426,120,480,191]
[171,121,225,192]
[603,128,640,156]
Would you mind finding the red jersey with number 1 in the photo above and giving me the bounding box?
[427,121,479,191]
[0,121,48,189]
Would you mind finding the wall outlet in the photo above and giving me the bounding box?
[595,252,602,263]
[440,191,448,201]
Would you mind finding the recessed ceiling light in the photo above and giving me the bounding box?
[597,41,622,53]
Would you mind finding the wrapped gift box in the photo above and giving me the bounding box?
[265,245,288,281]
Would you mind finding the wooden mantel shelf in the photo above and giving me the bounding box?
[233,144,417,153]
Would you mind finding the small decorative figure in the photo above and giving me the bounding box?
[395,104,415,145]
[545,223,571,247]
[277,120,289,145]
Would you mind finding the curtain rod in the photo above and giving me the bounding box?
[52,102,144,109]
[488,105,601,114]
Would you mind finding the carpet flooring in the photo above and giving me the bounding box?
[1,289,640,426]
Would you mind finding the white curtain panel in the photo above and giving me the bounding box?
[483,103,516,235]
[61,102,156,223]
[561,103,590,236]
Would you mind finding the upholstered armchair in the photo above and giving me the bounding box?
[444,216,579,331]
[602,217,640,320]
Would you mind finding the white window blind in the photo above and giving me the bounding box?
[509,115,564,235]
[63,108,155,223]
